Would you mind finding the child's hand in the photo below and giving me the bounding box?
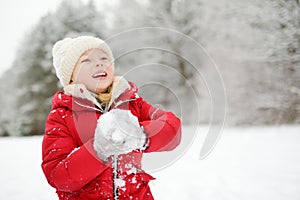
[93,109,147,161]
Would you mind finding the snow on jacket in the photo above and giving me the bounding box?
[41,77,182,200]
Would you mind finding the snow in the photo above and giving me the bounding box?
[67,147,80,158]
[150,126,300,200]
[0,137,56,200]
[114,178,126,188]
[0,125,299,200]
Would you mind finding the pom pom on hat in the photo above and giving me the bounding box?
[52,35,114,87]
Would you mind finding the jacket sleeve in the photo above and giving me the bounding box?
[135,97,182,152]
[41,108,108,192]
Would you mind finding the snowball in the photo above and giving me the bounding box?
[67,147,80,157]
[94,109,147,158]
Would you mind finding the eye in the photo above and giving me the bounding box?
[100,57,108,60]
[81,58,90,63]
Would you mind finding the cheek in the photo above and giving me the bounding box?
[73,68,91,83]
[107,66,114,77]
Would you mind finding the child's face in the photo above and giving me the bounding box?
[71,48,114,93]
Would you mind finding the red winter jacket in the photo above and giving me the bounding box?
[41,81,181,200]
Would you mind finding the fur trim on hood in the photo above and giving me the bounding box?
[63,76,131,112]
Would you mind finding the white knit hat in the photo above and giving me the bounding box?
[52,35,114,87]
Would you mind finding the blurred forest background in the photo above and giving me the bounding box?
[0,0,299,136]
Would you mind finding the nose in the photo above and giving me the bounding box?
[96,62,104,67]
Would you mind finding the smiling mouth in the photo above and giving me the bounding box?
[92,72,107,78]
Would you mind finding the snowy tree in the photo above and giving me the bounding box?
[196,0,300,125]
[0,0,108,136]
[110,0,207,124]
[0,67,19,136]
[235,0,300,124]
[251,0,300,124]
[1,0,299,136]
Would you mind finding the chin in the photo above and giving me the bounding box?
[95,88,108,94]
[93,80,111,92]
[96,84,111,93]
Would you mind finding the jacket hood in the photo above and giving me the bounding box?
[51,76,139,112]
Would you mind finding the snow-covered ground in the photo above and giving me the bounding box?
[0,125,299,200]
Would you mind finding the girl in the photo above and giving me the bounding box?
[41,35,181,200]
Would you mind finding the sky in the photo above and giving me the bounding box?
[0,0,118,76]
[0,0,62,76]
